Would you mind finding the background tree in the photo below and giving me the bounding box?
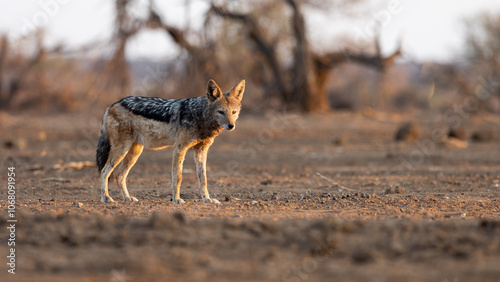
[464,12,500,78]
[0,34,45,109]
[434,12,500,114]
[107,0,402,112]
[209,0,402,112]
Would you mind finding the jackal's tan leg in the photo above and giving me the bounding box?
[193,143,220,204]
[114,143,143,202]
[100,142,132,203]
[171,145,188,204]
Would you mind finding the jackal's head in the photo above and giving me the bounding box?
[206,79,245,131]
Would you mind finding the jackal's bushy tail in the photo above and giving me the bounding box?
[96,126,111,173]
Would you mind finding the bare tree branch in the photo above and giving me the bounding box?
[146,0,220,78]
[313,42,402,72]
[209,4,289,101]
[104,0,144,91]
[147,5,198,55]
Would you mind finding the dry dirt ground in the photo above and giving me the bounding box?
[0,110,499,282]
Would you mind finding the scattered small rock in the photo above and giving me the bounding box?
[3,138,27,150]
[250,200,258,205]
[150,211,184,228]
[448,127,468,140]
[3,140,15,149]
[395,122,420,141]
[332,134,348,146]
[385,185,406,194]
[173,212,186,224]
[443,137,468,149]
[480,219,500,230]
[42,177,70,183]
[260,179,273,185]
[271,193,279,200]
[37,131,47,141]
[74,202,83,208]
[351,248,374,264]
[386,152,396,158]
[26,165,44,172]
[471,129,495,142]
[52,161,95,172]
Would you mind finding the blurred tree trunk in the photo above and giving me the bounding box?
[105,0,138,92]
[313,38,402,111]
[286,0,326,112]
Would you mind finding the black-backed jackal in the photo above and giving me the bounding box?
[96,79,245,204]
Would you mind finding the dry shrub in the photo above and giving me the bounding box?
[0,35,127,112]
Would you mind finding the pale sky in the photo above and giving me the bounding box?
[0,0,499,62]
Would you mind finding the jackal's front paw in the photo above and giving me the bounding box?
[124,196,138,202]
[203,198,221,204]
[172,198,186,204]
[101,195,115,203]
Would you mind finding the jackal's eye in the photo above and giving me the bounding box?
[232,110,237,115]
[217,110,225,115]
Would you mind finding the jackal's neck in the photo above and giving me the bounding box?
[200,103,223,138]
[177,97,223,139]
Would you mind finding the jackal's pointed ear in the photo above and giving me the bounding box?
[206,79,223,102]
[229,80,245,102]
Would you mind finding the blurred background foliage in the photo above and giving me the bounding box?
[0,0,499,115]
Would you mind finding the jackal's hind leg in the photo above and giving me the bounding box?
[115,143,143,202]
[100,165,115,203]
[100,142,133,203]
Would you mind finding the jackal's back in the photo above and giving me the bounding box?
[117,96,210,126]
